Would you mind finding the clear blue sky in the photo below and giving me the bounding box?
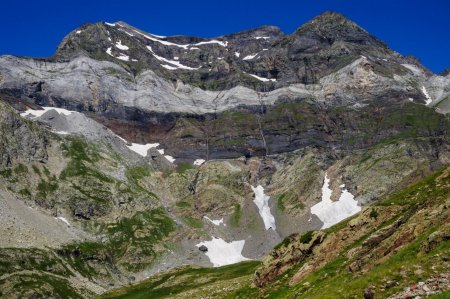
[1,0,449,73]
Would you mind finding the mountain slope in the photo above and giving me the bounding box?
[0,11,449,299]
[99,166,450,298]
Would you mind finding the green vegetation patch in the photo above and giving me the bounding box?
[230,204,242,227]
[106,208,176,271]
[0,273,82,299]
[0,248,72,277]
[99,261,260,299]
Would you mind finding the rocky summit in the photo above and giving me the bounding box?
[0,11,449,299]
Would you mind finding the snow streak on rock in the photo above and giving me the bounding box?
[193,159,205,166]
[421,86,433,105]
[204,216,225,226]
[245,72,276,82]
[56,216,71,227]
[251,185,276,230]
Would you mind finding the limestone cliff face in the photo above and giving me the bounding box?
[1,13,449,161]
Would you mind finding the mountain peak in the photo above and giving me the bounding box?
[293,11,388,51]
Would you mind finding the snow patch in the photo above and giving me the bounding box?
[255,36,270,40]
[310,174,361,229]
[402,64,422,75]
[245,72,276,82]
[234,52,240,58]
[106,47,114,57]
[54,131,70,135]
[132,28,226,49]
[193,40,227,47]
[126,143,160,157]
[115,40,129,51]
[105,22,116,27]
[161,64,178,70]
[56,217,70,227]
[204,216,225,226]
[421,86,433,105]
[243,53,258,60]
[20,107,75,118]
[76,30,82,34]
[147,46,199,70]
[196,237,250,267]
[193,159,205,166]
[164,155,175,163]
[133,29,190,49]
[116,54,130,61]
[121,30,135,37]
[408,98,414,102]
[251,185,276,230]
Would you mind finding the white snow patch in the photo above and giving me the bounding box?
[161,64,178,70]
[105,22,116,27]
[189,47,200,50]
[54,131,70,135]
[408,98,414,102]
[255,36,270,40]
[132,29,225,49]
[106,47,114,57]
[147,46,199,70]
[310,174,361,229]
[115,40,129,50]
[235,52,240,58]
[196,237,250,267]
[131,59,138,62]
[121,30,135,37]
[133,30,190,49]
[421,86,433,105]
[251,185,276,230]
[204,216,225,226]
[76,30,82,34]
[56,217,70,227]
[243,53,258,60]
[193,40,227,47]
[402,64,422,75]
[126,143,160,157]
[173,56,179,60]
[116,53,130,61]
[245,73,276,82]
[164,155,175,163]
[193,159,205,166]
[20,107,74,118]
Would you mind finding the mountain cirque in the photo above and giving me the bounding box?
[0,11,449,298]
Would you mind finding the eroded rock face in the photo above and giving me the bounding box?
[254,231,326,287]
[0,101,48,167]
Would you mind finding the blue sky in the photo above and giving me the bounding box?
[1,0,449,73]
